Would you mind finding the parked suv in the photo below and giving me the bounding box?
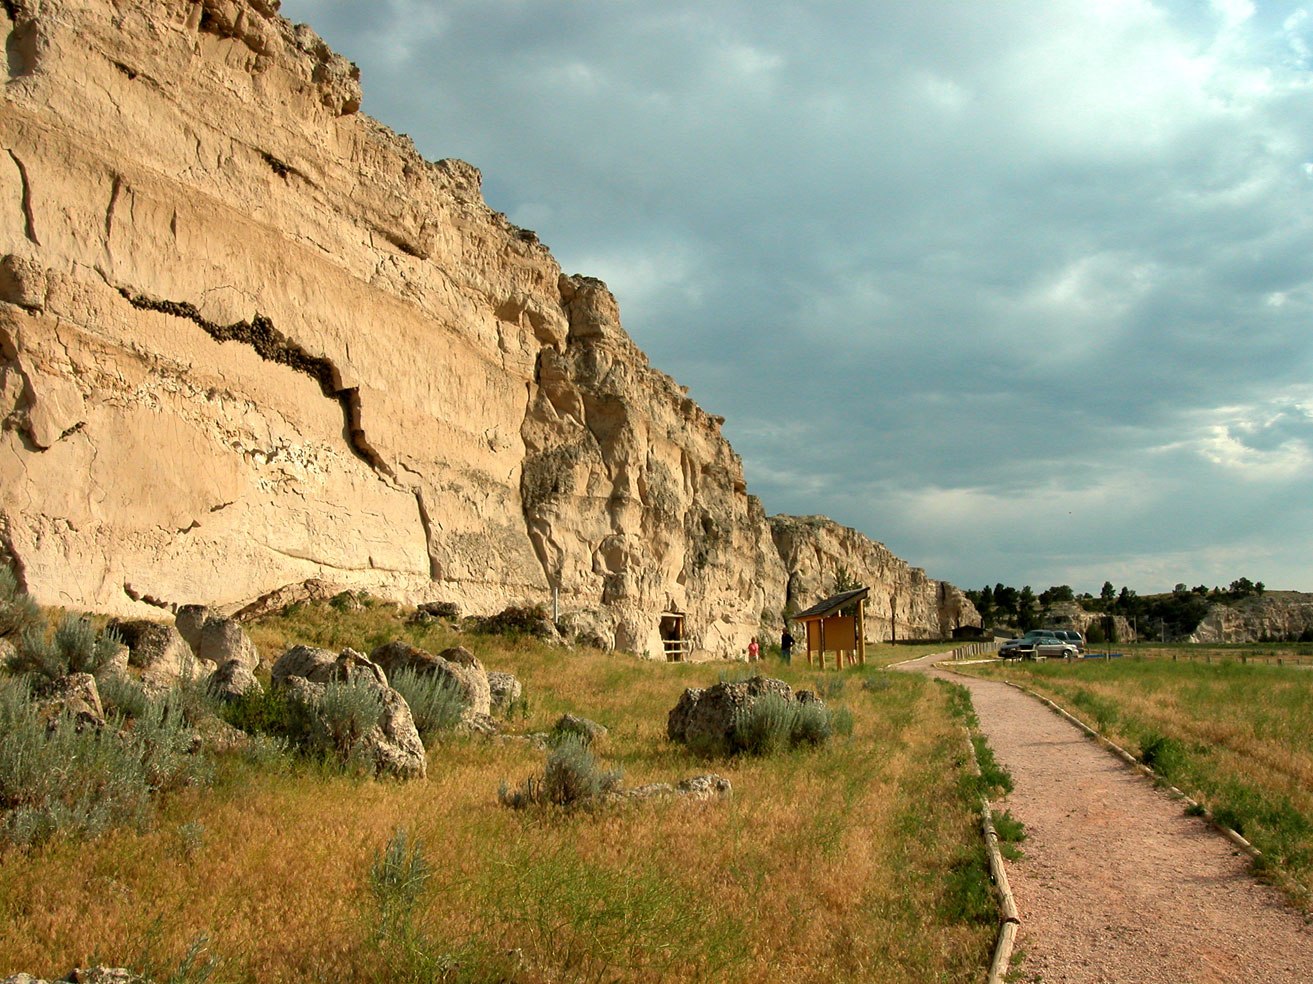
[998,629,1061,660]
[1053,630,1085,652]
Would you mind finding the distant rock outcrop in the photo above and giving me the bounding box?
[770,516,980,641]
[1189,593,1313,644]
[0,0,972,657]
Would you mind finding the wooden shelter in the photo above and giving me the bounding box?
[793,587,869,669]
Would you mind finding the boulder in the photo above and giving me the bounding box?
[270,644,338,686]
[105,620,199,689]
[487,670,523,711]
[667,676,795,755]
[417,600,460,619]
[197,617,259,671]
[37,672,105,731]
[610,774,733,803]
[281,670,426,780]
[1,970,147,984]
[174,604,210,652]
[552,713,607,745]
[370,641,491,718]
[207,658,263,703]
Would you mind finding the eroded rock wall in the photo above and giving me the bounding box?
[0,0,791,656]
[0,0,967,657]
[770,515,980,641]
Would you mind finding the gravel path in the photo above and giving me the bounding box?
[899,654,1313,984]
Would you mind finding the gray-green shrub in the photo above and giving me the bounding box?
[500,735,622,810]
[0,676,206,847]
[315,679,384,759]
[388,665,465,740]
[6,613,122,682]
[0,565,40,641]
[731,694,850,755]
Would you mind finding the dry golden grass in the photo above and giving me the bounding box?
[0,606,995,982]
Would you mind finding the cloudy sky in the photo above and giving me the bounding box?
[281,0,1313,596]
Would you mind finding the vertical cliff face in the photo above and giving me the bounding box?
[0,0,968,656]
[769,516,980,641]
[0,0,788,656]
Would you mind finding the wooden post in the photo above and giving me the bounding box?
[858,598,867,666]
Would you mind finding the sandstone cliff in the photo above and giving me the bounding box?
[770,515,979,641]
[0,0,966,656]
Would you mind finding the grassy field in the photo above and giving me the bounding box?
[964,652,1313,909]
[0,603,997,983]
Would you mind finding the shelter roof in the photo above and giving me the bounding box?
[793,587,870,621]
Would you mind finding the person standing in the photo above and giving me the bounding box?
[781,627,794,664]
[748,637,760,661]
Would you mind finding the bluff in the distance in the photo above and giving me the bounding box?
[0,0,978,657]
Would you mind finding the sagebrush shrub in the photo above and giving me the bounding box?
[0,676,206,847]
[0,566,40,640]
[6,613,123,682]
[370,826,432,938]
[733,692,799,756]
[500,735,622,810]
[388,666,465,740]
[730,694,849,756]
[316,679,384,758]
[543,735,622,806]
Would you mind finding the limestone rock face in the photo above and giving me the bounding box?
[1189,593,1313,644]
[0,0,970,656]
[770,516,980,641]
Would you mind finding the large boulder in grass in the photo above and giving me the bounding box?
[174,604,210,653]
[667,677,796,754]
[272,645,388,688]
[207,659,263,703]
[270,645,338,686]
[37,672,105,731]
[281,669,426,780]
[370,641,491,718]
[197,617,260,672]
[106,620,199,689]
[487,670,523,712]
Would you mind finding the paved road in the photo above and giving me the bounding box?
[897,652,1313,984]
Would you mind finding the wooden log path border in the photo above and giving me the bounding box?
[959,723,1020,984]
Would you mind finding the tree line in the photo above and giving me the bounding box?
[965,578,1268,641]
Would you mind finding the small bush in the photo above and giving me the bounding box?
[7,613,123,682]
[389,666,465,740]
[733,692,799,756]
[500,735,622,810]
[731,694,849,756]
[370,826,432,938]
[0,565,41,640]
[0,676,207,847]
[1139,731,1186,776]
[315,679,384,759]
[223,685,327,746]
[98,672,152,721]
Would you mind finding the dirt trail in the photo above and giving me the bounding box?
[898,653,1313,984]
